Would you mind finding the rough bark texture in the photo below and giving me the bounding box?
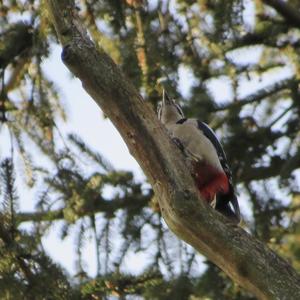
[46,1,300,299]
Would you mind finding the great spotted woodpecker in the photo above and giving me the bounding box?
[157,90,240,223]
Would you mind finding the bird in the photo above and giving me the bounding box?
[157,90,240,223]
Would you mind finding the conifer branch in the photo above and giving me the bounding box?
[238,149,300,182]
[17,193,150,223]
[213,78,297,111]
[133,5,150,90]
[16,147,300,224]
[263,0,300,28]
[0,23,33,69]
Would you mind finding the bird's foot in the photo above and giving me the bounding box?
[172,137,185,152]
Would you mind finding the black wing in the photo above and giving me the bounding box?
[196,121,240,222]
[196,121,231,179]
[176,119,230,176]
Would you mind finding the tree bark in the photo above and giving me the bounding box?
[46,1,300,299]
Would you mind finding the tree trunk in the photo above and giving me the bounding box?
[46,1,300,298]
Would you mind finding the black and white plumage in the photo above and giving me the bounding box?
[157,90,240,223]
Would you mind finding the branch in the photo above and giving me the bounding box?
[18,150,300,224]
[0,23,33,69]
[46,1,300,298]
[238,151,300,182]
[208,63,285,82]
[263,0,300,28]
[17,194,150,223]
[213,78,296,111]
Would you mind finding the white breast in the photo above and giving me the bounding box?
[166,119,223,172]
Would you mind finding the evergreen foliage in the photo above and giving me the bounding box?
[1,0,300,298]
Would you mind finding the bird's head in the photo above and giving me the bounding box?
[157,90,184,125]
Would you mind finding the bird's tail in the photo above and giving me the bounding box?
[216,192,241,223]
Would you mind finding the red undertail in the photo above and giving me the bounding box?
[192,162,229,204]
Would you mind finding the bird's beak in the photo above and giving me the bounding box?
[162,89,172,105]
